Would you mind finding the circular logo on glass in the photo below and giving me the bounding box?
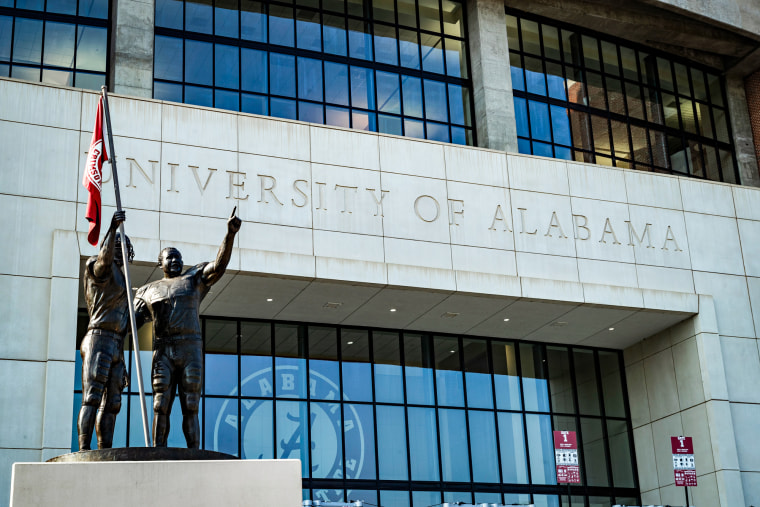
[213,365,365,503]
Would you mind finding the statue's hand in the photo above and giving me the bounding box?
[111,210,126,229]
[228,206,241,234]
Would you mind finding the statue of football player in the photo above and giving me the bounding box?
[78,210,133,450]
[134,208,241,447]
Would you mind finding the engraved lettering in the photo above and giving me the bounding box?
[662,226,683,251]
[573,214,590,240]
[189,166,217,195]
[366,188,390,217]
[414,195,440,222]
[125,158,156,188]
[489,205,512,232]
[258,174,284,206]
[292,179,308,207]
[166,162,179,193]
[315,182,327,210]
[335,184,358,213]
[544,211,568,238]
[448,199,464,226]
[226,170,249,200]
[517,208,537,235]
[599,218,621,244]
[626,221,654,248]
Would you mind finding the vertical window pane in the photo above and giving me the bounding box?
[323,15,346,55]
[43,22,75,68]
[463,339,492,409]
[241,0,267,42]
[205,319,238,395]
[529,100,551,143]
[520,343,549,412]
[420,33,444,74]
[608,420,634,487]
[520,18,540,55]
[13,18,43,64]
[426,121,449,142]
[524,56,546,96]
[297,56,323,101]
[79,0,108,18]
[404,333,435,405]
[308,326,338,400]
[434,336,463,407]
[373,0,394,23]
[397,0,416,27]
[379,114,402,135]
[311,401,342,478]
[215,0,239,37]
[408,407,439,480]
[155,36,183,81]
[270,53,296,97]
[341,329,372,402]
[469,410,499,482]
[186,0,213,34]
[418,0,439,32]
[374,24,397,66]
[274,323,307,398]
[271,97,296,119]
[296,8,321,51]
[373,331,403,403]
[510,53,524,92]
[242,93,268,114]
[185,84,212,106]
[240,321,272,398]
[348,19,372,60]
[270,5,295,47]
[376,70,401,114]
[498,412,528,483]
[515,96,528,138]
[581,417,609,486]
[404,118,424,138]
[599,351,625,417]
[547,346,574,414]
[438,409,469,481]
[442,0,463,37]
[185,39,212,85]
[546,62,565,100]
[444,38,466,78]
[277,400,310,476]
[424,79,447,122]
[493,341,521,410]
[215,44,239,89]
[47,0,76,15]
[574,349,600,415]
[582,35,600,71]
[399,29,420,69]
[448,84,470,127]
[241,48,267,93]
[241,400,273,459]
[376,405,408,479]
[350,66,374,110]
[526,413,556,484]
[324,61,349,105]
[346,403,376,479]
[402,75,423,117]
[76,25,107,72]
[0,16,11,61]
[550,105,571,146]
[206,397,239,455]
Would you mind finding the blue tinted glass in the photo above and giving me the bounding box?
[153,81,182,102]
[309,356,339,399]
[216,0,239,37]
[16,0,43,10]
[424,79,447,122]
[298,57,323,101]
[517,137,531,154]
[215,89,240,110]
[71,392,81,450]
[526,413,556,484]
[465,372,492,408]
[205,397,239,456]
[325,105,350,127]
[186,0,213,34]
[311,402,342,478]
[381,491,410,507]
[215,44,239,89]
[498,412,528,483]
[270,53,296,97]
[241,48,267,93]
[521,343,550,412]
[376,71,400,114]
[402,76,423,117]
[240,399,274,459]
[43,22,75,68]
[547,73,566,100]
[242,93,269,115]
[155,0,182,28]
[350,66,374,110]
[426,121,449,142]
[345,404,376,479]
[348,20,372,60]
[271,97,297,119]
[75,71,104,90]
[533,495,560,507]
[526,67,547,96]
[408,407,439,480]
[551,105,572,145]
[379,114,402,135]
[185,85,213,106]
[76,25,107,72]
[447,83,465,125]
[469,410,499,482]
[240,354,272,397]
[275,356,306,397]
[185,39,212,85]
[533,141,553,157]
[436,367,464,406]
[374,25,397,66]
[555,146,572,159]
[351,110,376,131]
[510,65,525,92]
[0,17,11,61]
[130,351,153,394]
[276,400,309,476]
[126,394,153,446]
[13,18,43,64]
[323,16,346,55]
[324,62,349,106]
[297,9,321,51]
[241,0,267,42]
[376,405,408,480]
[269,6,295,47]
[341,362,371,401]
[413,491,440,507]
[155,36,183,81]
[74,350,83,390]
[205,354,238,395]
[421,35,444,74]
[404,118,424,139]
[79,0,108,18]
[451,126,466,145]
[529,100,551,142]
[47,0,75,15]
[444,38,465,78]
[438,409,470,481]
[404,356,434,405]
[374,364,403,402]
[399,30,420,69]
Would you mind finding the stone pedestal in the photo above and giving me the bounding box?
[10,453,302,506]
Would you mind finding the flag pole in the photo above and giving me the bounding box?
[100,86,152,447]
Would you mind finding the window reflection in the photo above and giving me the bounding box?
[404,333,435,405]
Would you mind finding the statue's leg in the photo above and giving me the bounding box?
[78,334,109,451]
[152,348,173,447]
[179,342,203,449]
[96,341,124,449]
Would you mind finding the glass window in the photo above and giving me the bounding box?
[408,407,439,480]
[404,333,435,405]
[468,410,499,482]
[308,326,338,399]
[435,336,464,407]
[277,400,310,476]
[376,404,408,479]
[186,0,212,34]
[581,417,609,486]
[275,323,307,398]
[498,411,528,483]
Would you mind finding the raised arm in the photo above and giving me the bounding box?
[92,211,125,279]
[202,207,242,286]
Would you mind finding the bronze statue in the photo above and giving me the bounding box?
[135,208,241,447]
[78,211,133,450]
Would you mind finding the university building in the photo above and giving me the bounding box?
[1,0,760,505]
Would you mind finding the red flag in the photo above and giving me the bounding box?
[82,96,108,246]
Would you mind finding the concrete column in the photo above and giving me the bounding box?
[110,0,154,98]
[725,75,760,187]
[466,0,518,152]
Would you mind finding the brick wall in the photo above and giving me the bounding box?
[747,69,760,176]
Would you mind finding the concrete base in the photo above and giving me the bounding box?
[10,458,302,506]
